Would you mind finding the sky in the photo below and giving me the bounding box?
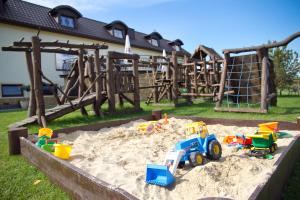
[25,0,300,55]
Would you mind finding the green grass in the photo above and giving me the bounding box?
[1,96,300,199]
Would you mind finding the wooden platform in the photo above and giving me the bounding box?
[9,93,97,128]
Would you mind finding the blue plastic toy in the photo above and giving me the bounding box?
[146,122,222,187]
[146,164,175,186]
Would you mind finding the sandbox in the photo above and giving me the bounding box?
[20,116,300,200]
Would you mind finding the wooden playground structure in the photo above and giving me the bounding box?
[215,31,300,113]
[3,36,141,127]
[3,32,300,127]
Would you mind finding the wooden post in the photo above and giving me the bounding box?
[216,52,230,108]
[25,51,36,117]
[193,61,198,94]
[133,59,140,110]
[87,56,96,93]
[8,127,28,155]
[184,56,192,104]
[166,62,172,101]
[93,49,103,116]
[171,51,179,106]
[78,49,88,116]
[152,57,159,103]
[106,53,116,113]
[260,48,269,112]
[32,36,46,127]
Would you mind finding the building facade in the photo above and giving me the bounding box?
[0,0,189,102]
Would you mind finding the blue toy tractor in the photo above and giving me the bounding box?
[146,121,222,187]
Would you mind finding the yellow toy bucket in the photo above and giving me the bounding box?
[258,122,278,132]
[53,144,72,160]
[38,128,53,138]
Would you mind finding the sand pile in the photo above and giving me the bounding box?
[58,118,298,200]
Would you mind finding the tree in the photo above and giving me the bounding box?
[269,46,300,95]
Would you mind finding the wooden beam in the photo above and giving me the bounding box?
[106,55,116,113]
[133,58,141,110]
[216,52,230,107]
[13,41,108,50]
[60,61,78,103]
[223,31,300,54]
[260,49,269,111]
[78,49,88,116]
[171,51,179,106]
[119,93,134,106]
[93,49,104,117]
[31,36,46,127]
[214,107,267,114]
[25,51,36,117]
[2,47,79,55]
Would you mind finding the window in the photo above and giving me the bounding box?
[1,84,23,97]
[59,15,75,28]
[148,38,159,47]
[174,45,180,51]
[113,28,124,38]
[151,39,159,47]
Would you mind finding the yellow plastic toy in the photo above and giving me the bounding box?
[38,128,53,138]
[137,121,163,134]
[53,144,72,160]
[185,121,208,138]
[258,122,278,132]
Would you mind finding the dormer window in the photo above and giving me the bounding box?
[168,39,184,51]
[149,38,159,47]
[174,45,180,51]
[145,32,163,47]
[105,20,130,40]
[49,5,82,29]
[59,15,75,28]
[113,28,124,39]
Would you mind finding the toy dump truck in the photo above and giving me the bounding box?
[146,121,222,187]
[247,122,279,156]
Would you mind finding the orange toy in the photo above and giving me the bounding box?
[164,113,168,124]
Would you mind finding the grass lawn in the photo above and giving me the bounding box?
[1,96,300,199]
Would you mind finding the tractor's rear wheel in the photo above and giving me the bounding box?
[189,152,204,167]
[207,140,222,160]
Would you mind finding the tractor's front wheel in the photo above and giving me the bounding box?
[177,161,185,169]
[207,140,222,160]
[189,152,204,167]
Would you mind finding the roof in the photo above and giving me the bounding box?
[0,0,190,56]
[168,39,184,46]
[49,5,82,18]
[192,45,223,60]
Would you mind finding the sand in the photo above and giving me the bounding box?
[58,118,300,200]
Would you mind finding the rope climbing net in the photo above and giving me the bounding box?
[224,54,262,108]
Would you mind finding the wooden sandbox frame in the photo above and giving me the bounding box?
[15,116,300,199]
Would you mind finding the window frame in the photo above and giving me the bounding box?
[113,28,124,39]
[59,15,75,28]
[1,84,24,97]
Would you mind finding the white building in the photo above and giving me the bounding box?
[0,0,189,105]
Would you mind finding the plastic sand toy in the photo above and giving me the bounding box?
[258,122,278,133]
[146,121,222,187]
[53,144,72,160]
[38,128,53,138]
[137,121,163,134]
